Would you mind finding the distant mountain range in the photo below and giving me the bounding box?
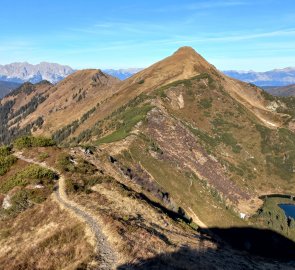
[0,62,144,85]
[223,67,295,86]
[262,84,295,97]
[0,62,75,84]
[1,61,295,91]
[103,68,143,80]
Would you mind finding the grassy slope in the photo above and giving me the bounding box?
[158,74,295,195]
[84,73,295,231]
[128,138,245,227]
[96,104,153,144]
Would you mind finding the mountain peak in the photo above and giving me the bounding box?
[118,46,218,95]
[160,46,215,76]
[173,46,198,56]
[171,46,209,66]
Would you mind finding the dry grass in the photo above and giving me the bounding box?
[71,176,200,265]
[0,199,94,270]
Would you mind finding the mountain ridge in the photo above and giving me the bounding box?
[0,47,289,143]
[1,47,295,268]
[2,47,292,224]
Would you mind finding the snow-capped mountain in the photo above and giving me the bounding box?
[103,68,143,80]
[0,62,75,84]
[223,67,295,86]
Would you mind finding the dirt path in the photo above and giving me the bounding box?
[14,152,117,270]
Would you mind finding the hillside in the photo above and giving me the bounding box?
[0,70,120,142]
[263,84,295,97]
[224,67,295,86]
[1,47,295,269]
[0,81,53,144]
[0,62,75,84]
[0,81,21,99]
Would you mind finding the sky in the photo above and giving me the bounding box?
[1,0,295,71]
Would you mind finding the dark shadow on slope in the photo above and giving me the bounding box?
[117,227,295,270]
[201,227,295,260]
[137,192,192,224]
[117,246,221,270]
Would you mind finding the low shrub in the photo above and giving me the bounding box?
[0,164,57,193]
[0,146,12,157]
[0,155,17,176]
[14,136,55,149]
[56,154,75,172]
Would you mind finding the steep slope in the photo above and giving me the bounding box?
[66,47,295,225]
[24,69,120,137]
[0,81,53,144]
[54,47,219,141]
[0,70,120,144]
[70,46,288,144]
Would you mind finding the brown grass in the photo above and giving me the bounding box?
[0,198,94,270]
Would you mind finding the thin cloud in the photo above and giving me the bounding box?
[69,21,170,36]
[186,0,248,10]
[152,28,295,45]
[0,41,35,52]
[153,0,248,12]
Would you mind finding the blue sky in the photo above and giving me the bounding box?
[1,0,295,71]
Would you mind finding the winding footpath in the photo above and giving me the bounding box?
[14,152,117,270]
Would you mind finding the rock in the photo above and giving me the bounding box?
[2,195,12,209]
[239,213,246,219]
